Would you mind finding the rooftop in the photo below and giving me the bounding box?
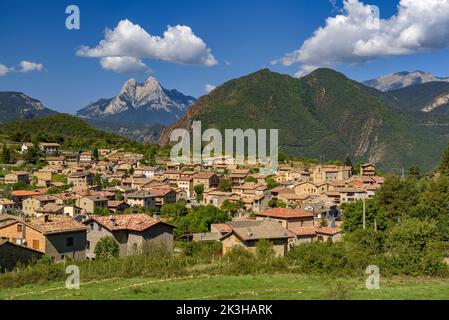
[257,208,314,219]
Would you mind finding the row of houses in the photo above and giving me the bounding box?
[193,208,342,257]
[0,213,174,269]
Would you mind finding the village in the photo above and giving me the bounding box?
[0,142,384,269]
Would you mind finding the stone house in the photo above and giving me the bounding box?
[78,196,108,214]
[125,191,156,209]
[220,220,294,257]
[38,143,60,155]
[0,199,15,214]
[0,240,43,272]
[255,208,315,229]
[0,215,87,262]
[4,171,30,185]
[67,172,94,188]
[177,176,194,198]
[193,172,220,190]
[83,214,174,258]
[22,195,58,217]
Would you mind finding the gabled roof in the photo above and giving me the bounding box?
[315,226,341,236]
[257,208,314,219]
[11,190,43,197]
[86,214,174,232]
[226,220,294,241]
[28,216,87,235]
[288,227,317,237]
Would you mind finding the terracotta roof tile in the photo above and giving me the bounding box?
[87,214,172,232]
[257,208,314,219]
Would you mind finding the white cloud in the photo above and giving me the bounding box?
[0,64,10,76]
[77,19,217,73]
[273,0,449,76]
[204,84,216,93]
[100,57,147,73]
[19,60,44,73]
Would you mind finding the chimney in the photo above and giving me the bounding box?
[109,215,117,226]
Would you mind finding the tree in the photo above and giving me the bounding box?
[92,148,99,160]
[384,218,445,275]
[0,145,13,164]
[439,143,449,176]
[278,150,288,163]
[94,207,111,216]
[194,184,204,202]
[256,239,275,260]
[341,199,388,233]
[24,145,40,165]
[408,165,421,178]
[94,236,119,259]
[219,179,232,192]
[268,199,286,208]
[175,205,231,237]
[244,176,258,183]
[221,200,243,215]
[344,155,355,175]
[373,175,421,225]
[160,202,188,219]
[115,191,124,201]
[266,177,280,190]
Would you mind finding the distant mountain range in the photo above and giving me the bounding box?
[160,68,448,172]
[1,69,448,171]
[364,71,449,92]
[76,77,196,126]
[0,92,56,123]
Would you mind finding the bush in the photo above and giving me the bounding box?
[94,236,120,260]
[181,241,222,258]
[255,239,275,260]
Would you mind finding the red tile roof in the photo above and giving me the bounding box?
[288,227,317,236]
[11,190,43,197]
[29,216,87,235]
[315,226,341,236]
[257,208,314,219]
[87,214,173,232]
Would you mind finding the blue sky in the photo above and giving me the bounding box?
[1,0,449,113]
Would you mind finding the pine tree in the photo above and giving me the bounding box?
[439,144,449,176]
[1,145,12,164]
[344,155,355,175]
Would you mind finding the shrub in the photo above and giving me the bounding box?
[94,236,120,260]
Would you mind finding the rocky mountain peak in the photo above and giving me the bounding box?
[76,77,196,126]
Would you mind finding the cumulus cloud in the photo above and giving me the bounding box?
[77,19,217,73]
[100,57,147,73]
[0,64,11,76]
[204,84,216,93]
[19,60,44,73]
[273,0,449,76]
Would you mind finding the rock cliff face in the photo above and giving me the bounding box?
[77,76,196,126]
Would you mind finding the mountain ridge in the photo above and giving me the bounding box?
[0,91,57,123]
[364,71,449,92]
[159,68,447,172]
[76,76,196,126]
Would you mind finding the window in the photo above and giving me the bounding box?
[90,223,94,230]
[32,239,39,249]
[17,224,22,233]
[66,237,74,247]
[86,241,90,250]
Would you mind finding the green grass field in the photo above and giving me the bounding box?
[1,274,448,300]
